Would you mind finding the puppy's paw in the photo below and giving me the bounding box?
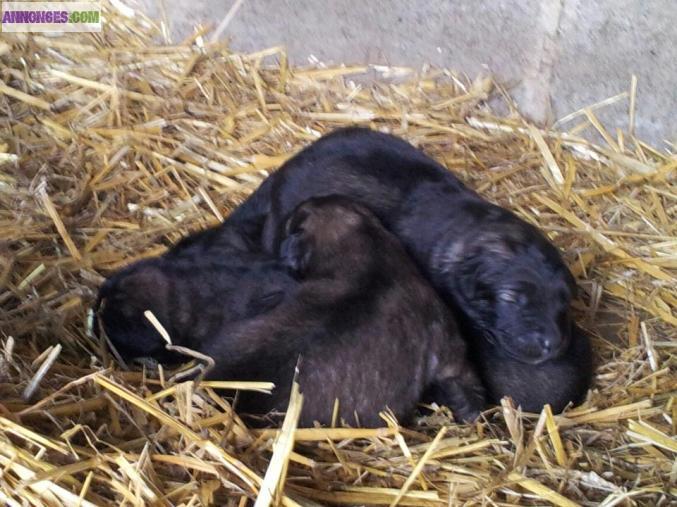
[428,379,486,423]
[452,395,484,423]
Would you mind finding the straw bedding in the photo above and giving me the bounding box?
[0,3,675,506]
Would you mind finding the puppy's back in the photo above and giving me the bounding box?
[212,196,480,426]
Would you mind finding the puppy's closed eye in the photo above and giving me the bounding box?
[246,290,286,317]
[497,290,526,305]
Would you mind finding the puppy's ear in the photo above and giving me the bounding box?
[280,233,311,275]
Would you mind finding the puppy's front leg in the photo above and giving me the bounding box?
[199,309,309,380]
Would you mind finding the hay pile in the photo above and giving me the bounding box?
[0,3,675,505]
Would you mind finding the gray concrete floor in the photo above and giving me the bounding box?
[139,0,676,147]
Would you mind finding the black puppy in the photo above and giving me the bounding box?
[215,127,592,412]
[200,196,485,426]
[94,251,297,364]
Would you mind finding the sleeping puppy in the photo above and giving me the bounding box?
[217,127,592,412]
[200,196,485,426]
[94,197,485,426]
[94,251,296,365]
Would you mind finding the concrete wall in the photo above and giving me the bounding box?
[139,0,676,146]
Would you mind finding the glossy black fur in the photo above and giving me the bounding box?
[209,127,593,412]
[201,197,485,426]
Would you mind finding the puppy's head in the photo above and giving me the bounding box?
[95,254,298,365]
[94,258,180,364]
[441,219,576,364]
[279,195,379,277]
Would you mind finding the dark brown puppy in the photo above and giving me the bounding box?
[210,127,593,412]
[200,196,485,427]
[95,197,485,426]
[94,251,297,365]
